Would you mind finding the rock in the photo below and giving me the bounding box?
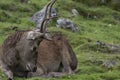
[87,40,120,53]
[71,9,79,16]
[56,18,78,32]
[102,60,116,69]
[30,6,57,30]
[96,41,120,53]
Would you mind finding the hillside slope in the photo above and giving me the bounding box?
[0,0,120,80]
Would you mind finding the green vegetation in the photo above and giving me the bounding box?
[0,0,120,80]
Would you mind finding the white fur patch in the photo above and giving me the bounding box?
[26,31,36,40]
[26,31,43,40]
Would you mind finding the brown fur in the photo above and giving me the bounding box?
[0,30,46,80]
[52,32,77,70]
[10,28,77,78]
[28,32,78,77]
[0,31,28,79]
[2,31,27,54]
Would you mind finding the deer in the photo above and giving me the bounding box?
[33,32,78,78]
[0,0,54,80]
[27,0,78,78]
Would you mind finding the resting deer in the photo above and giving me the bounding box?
[0,0,53,80]
[27,0,78,78]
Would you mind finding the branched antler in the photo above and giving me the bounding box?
[40,0,57,33]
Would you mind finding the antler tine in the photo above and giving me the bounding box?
[39,0,52,32]
[48,0,57,19]
[42,0,57,32]
[40,0,57,33]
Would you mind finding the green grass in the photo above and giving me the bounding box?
[0,0,120,80]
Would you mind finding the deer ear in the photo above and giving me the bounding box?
[26,31,44,40]
[26,31,34,40]
[43,33,52,40]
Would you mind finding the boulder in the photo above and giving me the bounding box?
[56,18,78,32]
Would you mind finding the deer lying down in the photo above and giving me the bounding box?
[27,32,78,78]
[11,0,77,78]
[0,0,53,80]
[0,30,51,80]
[25,0,77,77]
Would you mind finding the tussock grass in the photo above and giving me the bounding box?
[0,0,120,80]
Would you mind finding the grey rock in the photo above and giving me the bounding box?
[71,9,79,16]
[56,18,78,32]
[102,60,116,68]
[30,6,57,29]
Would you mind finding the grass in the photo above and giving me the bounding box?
[0,0,120,80]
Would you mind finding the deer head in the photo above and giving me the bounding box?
[22,0,57,71]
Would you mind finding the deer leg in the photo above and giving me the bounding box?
[1,64,13,80]
[61,59,73,74]
[46,72,68,78]
[27,67,67,78]
[27,67,45,78]
[60,47,73,74]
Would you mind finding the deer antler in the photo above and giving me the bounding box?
[48,0,56,19]
[40,0,57,33]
